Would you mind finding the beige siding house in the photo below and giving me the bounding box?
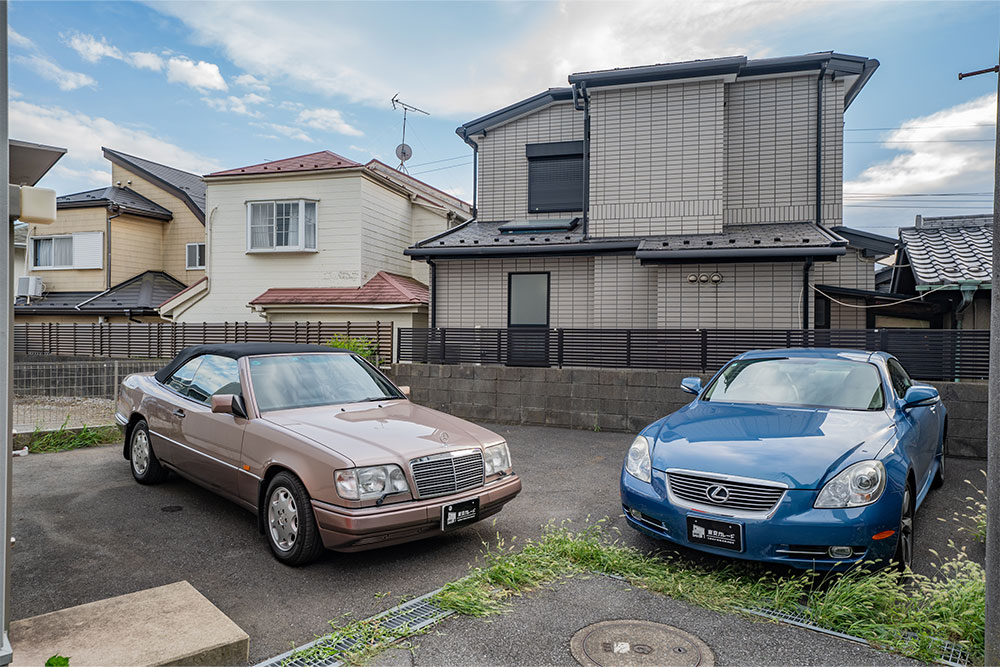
[408,52,894,331]
[162,152,471,328]
[15,148,206,323]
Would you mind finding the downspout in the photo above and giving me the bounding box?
[803,257,814,329]
[457,128,479,220]
[955,282,979,329]
[815,64,827,229]
[106,205,122,289]
[572,82,591,238]
[428,259,437,328]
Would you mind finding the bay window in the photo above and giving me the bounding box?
[247,200,317,252]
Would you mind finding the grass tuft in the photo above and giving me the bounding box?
[282,616,422,666]
[950,470,987,544]
[27,418,120,454]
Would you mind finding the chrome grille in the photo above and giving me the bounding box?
[410,449,484,498]
[667,471,785,513]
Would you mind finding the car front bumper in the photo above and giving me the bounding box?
[620,468,902,570]
[311,474,522,552]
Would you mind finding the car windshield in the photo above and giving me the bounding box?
[248,354,403,412]
[702,357,885,411]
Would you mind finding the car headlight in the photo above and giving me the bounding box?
[484,442,511,476]
[335,465,409,500]
[814,460,886,509]
[624,435,651,483]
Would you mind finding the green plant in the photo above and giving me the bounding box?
[28,419,120,454]
[44,655,69,667]
[950,470,987,543]
[326,335,379,363]
[282,616,421,666]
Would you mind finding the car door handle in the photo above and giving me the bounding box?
[173,409,186,419]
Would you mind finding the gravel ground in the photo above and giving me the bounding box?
[12,396,115,432]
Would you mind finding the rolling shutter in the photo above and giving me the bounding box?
[72,231,103,269]
[527,141,584,214]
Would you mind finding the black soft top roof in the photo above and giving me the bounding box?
[153,343,350,383]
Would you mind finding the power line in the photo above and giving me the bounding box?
[409,161,472,176]
[843,204,992,209]
[407,154,469,169]
[845,138,995,144]
[845,123,996,131]
[844,191,993,196]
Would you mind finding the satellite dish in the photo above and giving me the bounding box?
[395,143,413,163]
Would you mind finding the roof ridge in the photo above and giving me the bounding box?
[103,147,202,179]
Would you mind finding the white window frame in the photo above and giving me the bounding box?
[31,234,75,270]
[186,243,206,269]
[245,199,318,253]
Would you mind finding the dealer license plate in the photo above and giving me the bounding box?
[441,498,479,531]
[687,515,744,552]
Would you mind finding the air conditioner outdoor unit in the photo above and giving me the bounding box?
[15,276,43,298]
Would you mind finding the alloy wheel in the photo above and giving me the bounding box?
[131,430,150,476]
[268,486,299,552]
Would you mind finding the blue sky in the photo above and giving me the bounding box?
[8,0,999,235]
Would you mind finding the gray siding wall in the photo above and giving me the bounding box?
[475,102,583,222]
[435,257,593,328]
[813,249,876,328]
[724,75,844,226]
[589,80,725,237]
[593,255,658,328]
[657,262,803,328]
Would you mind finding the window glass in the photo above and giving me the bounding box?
[509,273,549,326]
[33,238,52,267]
[187,355,241,404]
[250,202,275,249]
[304,201,317,249]
[249,354,401,412]
[33,237,73,268]
[167,357,203,396]
[887,359,914,398]
[186,243,206,269]
[703,357,885,411]
[275,201,299,247]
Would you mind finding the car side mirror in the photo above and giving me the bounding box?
[398,385,411,399]
[211,394,248,419]
[680,377,702,396]
[902,385,938,409]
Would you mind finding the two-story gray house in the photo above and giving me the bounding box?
[406,52,887,333]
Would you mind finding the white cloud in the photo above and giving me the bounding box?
[234,73,269,92]
[296,108,363,137]
[203,93,267,117]
[166,57,228,91]
[845,94,997,195]
[63,31,123,63]
[153,0,822,116]
[255,122,314,143]
[9,99,222,193]
[128,51,164,71]
[8,27,35,50]
[14,54,96,91]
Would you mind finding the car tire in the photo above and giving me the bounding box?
[129,420,169,485]
[892,483,914,571]
[264,472,324,566]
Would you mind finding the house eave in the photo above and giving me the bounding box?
[637,246,846,264]
[405,240,640,259]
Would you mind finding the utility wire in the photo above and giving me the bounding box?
[845,123,996,131]
[810,283,954,309]
[407,155,469,169]
[410,161,472,176]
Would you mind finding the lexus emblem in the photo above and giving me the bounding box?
[705,484,730,503]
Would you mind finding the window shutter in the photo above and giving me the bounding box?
[528,155,584,213]
[71,232,103,269]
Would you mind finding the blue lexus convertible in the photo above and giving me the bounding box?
[620,349,945,570]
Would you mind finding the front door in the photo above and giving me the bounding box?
[506,272,550,367]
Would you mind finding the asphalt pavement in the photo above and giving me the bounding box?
[10,423,985,664]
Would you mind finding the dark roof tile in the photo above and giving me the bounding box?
[102,148,206,222]
[57,186,173,220]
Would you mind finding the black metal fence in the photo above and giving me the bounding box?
[14,321,394,363]
[397,328,991,381]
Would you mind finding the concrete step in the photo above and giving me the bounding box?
[10,580,249,666]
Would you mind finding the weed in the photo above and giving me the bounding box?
[27,418,120,454]
[326,335,379,364]
[44,656,69,667]
[950,470,987,543]
[282,616,421,666]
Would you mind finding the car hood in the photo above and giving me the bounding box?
[262,400,503,467]
[648,401,894,489]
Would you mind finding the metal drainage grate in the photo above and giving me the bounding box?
[743,606,971,667]
[256,589,453,667]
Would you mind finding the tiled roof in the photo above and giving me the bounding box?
[407,219,845,261]
[250,271,429,306]
[76,271,188,312]
[14,291,101,311]
[103,148,206,221]
[207,151,360,177]
[899,220,992,285]
[57,186,173,220]
[636,223,847,262]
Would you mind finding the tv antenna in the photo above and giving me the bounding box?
[391,93,429,172]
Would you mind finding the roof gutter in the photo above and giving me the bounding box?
[637,245,846,264]
[405,239,640,259]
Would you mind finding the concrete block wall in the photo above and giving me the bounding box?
[391,364,987,459]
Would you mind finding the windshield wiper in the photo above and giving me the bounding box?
[359,395,397,403]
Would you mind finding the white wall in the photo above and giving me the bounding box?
[13,246,25,280]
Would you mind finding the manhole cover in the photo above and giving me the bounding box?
[570,620,714,667]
